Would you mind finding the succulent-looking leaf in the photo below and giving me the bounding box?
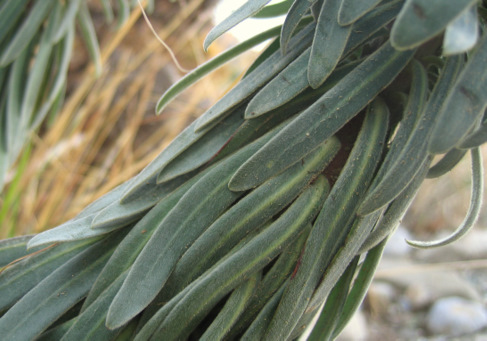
[148,175,328,340]
[156,25,282,114]
[231,41,414,191]
[307,257,359,341]
[280,0,316,54]
[427,148,468,179]
[253,0,293,18]
[358,55,464,215]
[106,128,281,329]
[429,33,487,154]
[407,147,484,248]
[391,0,477,50]
[263,98,389,340]
[196,23,315,132]
[332,239,387,338]
[308,0,352,89]
[338,0,382,26]
[203,0,272,51]
[0,233,123,340]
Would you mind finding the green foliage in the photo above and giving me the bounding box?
[0,0,486,340]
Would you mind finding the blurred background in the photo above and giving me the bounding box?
[0,0,486,339]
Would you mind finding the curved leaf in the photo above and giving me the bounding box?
[338,0,382,26]
[391,0,477,50]
[429,33,487,154]
[156,25,281,114]
[308,0,352,88]
[280,0,316,54]
[231,41,414,191]
[407,147,484,248]
[263,98,390,340]
[204,0,272,51]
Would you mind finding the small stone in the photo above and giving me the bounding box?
[426,296,487,336]
[367,282,397,316]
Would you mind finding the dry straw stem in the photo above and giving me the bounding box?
[1,0,242,236]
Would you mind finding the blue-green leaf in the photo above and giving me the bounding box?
[204,0,272,50]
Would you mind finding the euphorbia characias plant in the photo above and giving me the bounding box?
[0,0,486,340]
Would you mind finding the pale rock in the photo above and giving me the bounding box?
[427,296,487,336]
[375,259,480,309]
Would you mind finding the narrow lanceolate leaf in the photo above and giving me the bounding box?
[121,105,242,203]
[0,238,99,312]
[0,0,55,66]
[343,0,404,55]
[367,60,428,189]
[149,176,328,341]
[0,0,30,46]
[280,0,316,54]
[307,208,384,315]
[228,231,310,339]
[52,0,83,43]
[199,273,259,341]
[459,121,487,149]
[245,50,359,118]
[167,140,336,291]
[407,148,484,248]
[0,235,32,267]
[253,0,293,18]
[427,148,467,178]
[263,98,389,340]
[61,272,128,341]
[31,24,74,130]
[232,41,414,191]
[359,158,429,253]
[156,105,243,183]
[338,0,382,26]
[203,0,272,50]
[332,240,387,338]
[358,55,464,216]
[77,1,102,76]
[91,171,197,229]
[156,25,281,114]
[106,130,280,329]
[195,23,315,132]
[240,284,286,340]
[308,0,352,89]
[246,0,404,119]
[307,257,359,341]
[0,234,123,340]
[26,215,103,248]
[81,176,194,310]
[391,0,477,50]
[429,34,487,154]
[443,5,478,55]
